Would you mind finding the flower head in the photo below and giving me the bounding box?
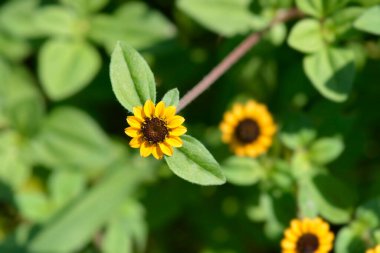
[219,100,276,157]
[125,100,187,159]
[367,245,380,253]
[281,217,334,253]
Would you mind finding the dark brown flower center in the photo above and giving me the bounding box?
[234,119,260,144]
[296,233,319,253]
[141,117,169,144]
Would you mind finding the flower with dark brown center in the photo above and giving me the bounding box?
[281,218,334,253]
[219,100,276,157]
[125,100,187,159]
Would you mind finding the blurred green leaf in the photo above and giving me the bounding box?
[35,6,78,38]
[177,0,256,36]
[28,164,139,253]
[38,39,101,100]
[0,62,45,136]
[110,41,156,112]
[30,107,117,172]
[102,219,130,253]
[0,33,31,61]
[162,88,180,107]
[309,136,344,165]
[326,7,364,39]
[307,173,356,224]
[335,226,367,253]
[288,19,324,53]
[48,171,85,207]
[165,135,226,185]
[16,191,52,223]
[0,0,40,38]
[60,0,108,13]
[354,5,380,35]
[281,129,317,150]
[295,0,349,18]
[222,156,263,186]
[356,197,380,228]
[304,47,355,102]
[298,179,318,218]
[90,2,176,52]
[0,131,30,189]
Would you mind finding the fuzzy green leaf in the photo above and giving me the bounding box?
[162,88,180,107]
[110,41,156,112]
[35,6,77,37]
[304,47,355,102]
[335,227,367,253]
[307,173,356,224]
[38,39,101,100]
[222,157,263,186]
[295,0,349,18]
[165,135,226,185]
[177,0,256,37]
[288,19,324,53]
[60,0,109,13]
[354,5,380,35]
[309,137,344,165]
[29,164,139,253]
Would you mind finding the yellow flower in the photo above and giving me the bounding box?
[125,100,187,159]
[366,245,380,253]
[281,217,334,253]
[219,100,276,157]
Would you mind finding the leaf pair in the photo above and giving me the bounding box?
[110,41,226,186]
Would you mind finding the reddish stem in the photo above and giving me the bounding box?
[177,8,302,112]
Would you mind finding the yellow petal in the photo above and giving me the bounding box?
[143,100,155,118]
[166,136,183,147]
[140,142,153,157]
[164,106,176,119]
[152,145,164,159]
[167,115,185,128]
[133,106,144,121]
[155,101,165,118]
[127,116,142,128]
[281,239,295,250]
[159,142,173,156]
[129,137,143,148]
[170,125,187,136]
[125,127,140,137]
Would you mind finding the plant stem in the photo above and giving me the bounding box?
[177,8,302,112]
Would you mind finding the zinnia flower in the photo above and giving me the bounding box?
[125,100,187,159]
[366,245,380,253]
[219,100,276,157]
[281,217,334,253]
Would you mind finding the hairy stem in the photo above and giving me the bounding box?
[177,8,302,112]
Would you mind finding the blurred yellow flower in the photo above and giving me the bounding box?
[125,100,187,159]
[366,245,380,253]
[281,217,334,253]
[219,100,276,157]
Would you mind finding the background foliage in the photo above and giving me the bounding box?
[1,0,380,252]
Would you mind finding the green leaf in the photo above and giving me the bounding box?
[298,179,319,218]
[162,88,180,107]
[110,41,156,111]
[356,197,380,228]
[102,219,130,253]
[0,131,30,189]
[16,191,52,223]
[28,164,139,253]
[30,107,117,172]
[280,129,317,150]
[307,173,356,224]
[304,47,355,102]
[295,0,349,18]
[177,0,256,36]
[165,135,226,185]
[38,39,101,100]
[335,227,367,253]
[0,33,31,61]
[48,171,85,207]
[354,5,380,35]
[0,0,40,38]
[0,63,45,136]
[90,2,176,52]
[60,0,109,13]
[326,7,364,39]
[309,137,344,165]
[222,156,263,186]
[288,19,325,53]
[34,6,77,38]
